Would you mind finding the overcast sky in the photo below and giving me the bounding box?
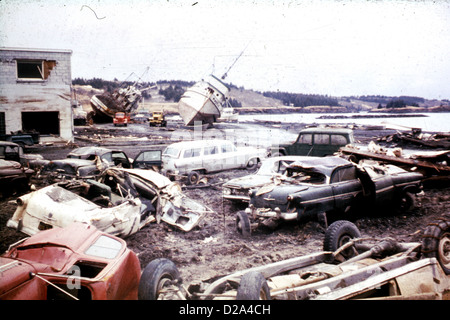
[1,0,449,99]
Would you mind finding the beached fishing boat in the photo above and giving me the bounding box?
[89,85,149,123]
[177,74,229,126]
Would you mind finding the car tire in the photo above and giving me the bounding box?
[246,158,259,170]
[138,258,181,300]
[236,211,251,237]
[422,219,450,275]
[396,191,416,213]
[323,220,361,259]
[236,271,271,300]
[187,171,200,185]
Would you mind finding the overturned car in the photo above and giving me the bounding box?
[7,168,213,237]
[140,219,450,300]
[236,157,423,236]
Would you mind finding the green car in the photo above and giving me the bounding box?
[270,127,354,157]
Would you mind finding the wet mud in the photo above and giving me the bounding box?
[1,120,448,285]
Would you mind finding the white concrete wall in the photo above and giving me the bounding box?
[0,48,73,141]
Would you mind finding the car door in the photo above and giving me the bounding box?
[311,133,331,157]
[110,151,131,168]
[202,144,222,172]
[289,133,313,155]
[181,147,203,172]
[133,150,162,169]
[220,142,239,170]
[363,166,395,205]
[330,166,362,212]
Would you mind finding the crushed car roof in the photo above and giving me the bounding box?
[67,146,117,157]
[287,156,352,177]
[13,223,103,252]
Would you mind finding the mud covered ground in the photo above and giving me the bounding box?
[1,120,449,288]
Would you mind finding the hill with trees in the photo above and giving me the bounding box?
[72,77,449,113]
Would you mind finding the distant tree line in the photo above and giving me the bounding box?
[73,78,433,109]
[262,91,341,107]
[158,85,184,102]
[355,95,425,106]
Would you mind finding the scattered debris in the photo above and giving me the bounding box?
[339,145,450,181]
[140,219,450,300]
[377,128,450,149]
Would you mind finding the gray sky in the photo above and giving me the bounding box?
[1,0,449,99]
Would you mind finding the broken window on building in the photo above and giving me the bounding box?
[16,59,56,80]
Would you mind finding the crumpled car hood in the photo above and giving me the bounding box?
[223,174,275,189]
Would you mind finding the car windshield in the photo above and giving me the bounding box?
[163,147,181,158]
[135,150,161,161]
[286,167,326,184]
[258,159,295,175]
[84,235,122,259]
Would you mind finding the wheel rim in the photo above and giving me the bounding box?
[236,217,244,233]
[339,234,357,258]
[438,232,450,270]
[259,288,268,300]
[236,214,250,235]
[156,276,173,299]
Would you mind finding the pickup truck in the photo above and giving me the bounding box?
[113,112,130,127]
[236,156,423,236]
[0,132,39,148]
[270,127,354,157]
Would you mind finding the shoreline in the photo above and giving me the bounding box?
[234,106,450,116]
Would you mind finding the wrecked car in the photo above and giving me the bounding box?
[66,146,132,169]
[0,141,45,169]
[236,157,423,236]
[39,158,102,183]
[162,139,266,185]
[0,159,34,197]
[222,156,308,203]
[140,219,450,300]
[43,148,162,181]
[7,168,213,237]
[1,223,143,300]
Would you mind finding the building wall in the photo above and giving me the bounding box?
[0,48,73,141]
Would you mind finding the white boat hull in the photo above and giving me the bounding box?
[178,75,229,126]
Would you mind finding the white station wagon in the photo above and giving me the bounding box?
[162,139,266,184]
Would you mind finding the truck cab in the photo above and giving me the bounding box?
[113,112,130,127]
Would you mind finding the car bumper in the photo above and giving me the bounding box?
[246,205,298,221]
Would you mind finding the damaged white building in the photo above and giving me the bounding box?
[0,47,74,141]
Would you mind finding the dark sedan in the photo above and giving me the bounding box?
[236,157,423,236]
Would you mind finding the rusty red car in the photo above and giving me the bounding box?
[0,223,141,300]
